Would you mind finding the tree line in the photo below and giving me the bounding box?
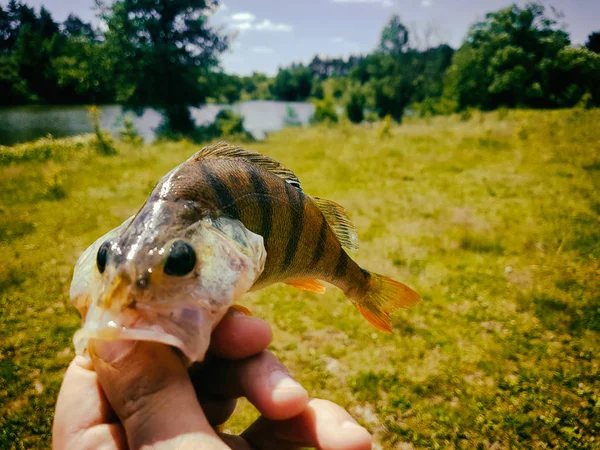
[1,0,599,132]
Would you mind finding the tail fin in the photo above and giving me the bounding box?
[354,272,420,333]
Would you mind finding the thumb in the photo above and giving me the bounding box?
[90,340,228,450]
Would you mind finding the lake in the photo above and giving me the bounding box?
[0,100,315,146]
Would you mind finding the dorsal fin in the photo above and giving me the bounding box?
[312,197,359,252]
[192,141,302,190]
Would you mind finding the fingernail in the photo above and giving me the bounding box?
[73,355,93,370]
[269,370,308,403]
[92,339,135,362]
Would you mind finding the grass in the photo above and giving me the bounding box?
[1,109,600,449]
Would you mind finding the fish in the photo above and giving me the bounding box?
[70,142,419,362]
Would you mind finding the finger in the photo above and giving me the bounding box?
[91,340,229,450]
[200,398,237,426]
[209,308,272,359]
[191,350,309,421]
[53,356,127,450]
[242,399,372,450]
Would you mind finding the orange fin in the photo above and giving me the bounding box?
[354,272,420,332]
[231,304,253,316]
[285,279,327,294]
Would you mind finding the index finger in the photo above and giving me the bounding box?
[208,308,272,359]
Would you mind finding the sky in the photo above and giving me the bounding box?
[11,0,600,75]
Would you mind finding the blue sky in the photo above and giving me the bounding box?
[12,0,600,75]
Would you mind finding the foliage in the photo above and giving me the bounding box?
[283,105,302,127]
[2,110,600,449]
[344,82,366,123]
[117,114,143,146]
[174,109,255,143]
[311,96,338,124]
[442,3,600,110]
[586,31,600,53]
[0,134,95,165]
[100,0,228,133]
[378,14,409,54]
[270,65,313,101]
[377,114,393,139]
[88,106,116,155]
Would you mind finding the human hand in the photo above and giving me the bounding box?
[53,309,372,449]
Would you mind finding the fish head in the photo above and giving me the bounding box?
[70,206,266,364]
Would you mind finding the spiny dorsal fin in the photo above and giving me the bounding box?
[192,141,302,190]
[312,197,359,252]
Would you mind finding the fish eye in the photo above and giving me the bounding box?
[164,241,197,277]
[97,241,111,274]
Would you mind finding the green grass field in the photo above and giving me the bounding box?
[1,109,599,449]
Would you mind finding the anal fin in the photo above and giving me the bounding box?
[231,304,253,316]
[285,279,327,294]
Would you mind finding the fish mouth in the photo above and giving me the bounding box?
[74,301,213,364]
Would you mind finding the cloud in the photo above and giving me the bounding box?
[231,12,256,21]
[332,0,394,6]
[227,12,292,33]
[254,19,292,32]
[252,46,275,54]
[331,36,345,43]
[421,0,432,6]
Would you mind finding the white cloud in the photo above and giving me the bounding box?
[332,0,394,6]
[231,12,256,22]
[226,12,292,33]
[331,36,345,43]
[255,19,293,32]
[232,21,254,31]
[252,46,275,54]
[421,0,432,6]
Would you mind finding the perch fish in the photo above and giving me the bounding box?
[70,142,420,362]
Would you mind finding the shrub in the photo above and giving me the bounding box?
[87,106,117,155]
[284,105,302,127]
[117,114,143,146]
[312,96,338,124]
[345,84,365,123]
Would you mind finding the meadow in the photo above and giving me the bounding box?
[1,109,599,449]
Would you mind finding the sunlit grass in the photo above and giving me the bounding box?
[1,109,599,449]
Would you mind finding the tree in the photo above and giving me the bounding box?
[441,3,590,109]
[378,14,409,54]
[38,6,58,39]
[61,14,95,39]
[586,32,600,54]
[270,65,312,101]
[344,82,365,123]
[102,0,229,133]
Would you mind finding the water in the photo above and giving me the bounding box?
[0,100,315,146]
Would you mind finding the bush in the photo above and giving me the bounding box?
[87,106,117,155]
[117,114,143,146]
[284,105,302,127]
[193,109,254,142]
[378,115,393,139]
[312,96,338,124]
[345,84,366,123]
[0,135,95,165]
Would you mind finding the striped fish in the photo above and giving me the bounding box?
[70,142,419,361]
